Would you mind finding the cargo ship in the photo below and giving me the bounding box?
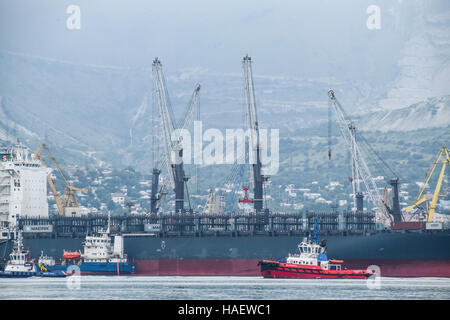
[0,214,446,277]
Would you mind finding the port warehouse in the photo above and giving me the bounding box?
[18,211,380,239]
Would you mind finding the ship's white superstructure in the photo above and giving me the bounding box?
[285,237,342,271]
[82,213,127,263]
[286,238,326,267]
[0,142,50,227]
[82,232,127,263]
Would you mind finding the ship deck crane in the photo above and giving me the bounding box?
[242,55,268,214]
[33,144,88,216]
[151,57,200,214]
[404,146,449,222]
[327,90,393,225]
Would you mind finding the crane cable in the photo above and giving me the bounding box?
[359,134,397,180]
[328,99,332,161]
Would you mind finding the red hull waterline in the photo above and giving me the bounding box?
[258,260,371,279]
[133,259,450,278]
[260,270,366,279]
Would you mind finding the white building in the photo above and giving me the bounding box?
[0,143,50,227]
[111,193,126,206]
[304,192,321,200]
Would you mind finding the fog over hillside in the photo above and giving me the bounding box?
[0,0,449,172]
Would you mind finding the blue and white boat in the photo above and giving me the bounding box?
[40,217,136,275]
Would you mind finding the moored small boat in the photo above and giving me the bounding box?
[40,214,136,275]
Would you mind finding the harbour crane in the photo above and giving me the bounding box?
[33,144,88,216]
[33,145,64,216]
[151,57,200,214]
[327,90,393,225]
[242,55,268,214]
[203,189,225,215]
[404,146,449,222]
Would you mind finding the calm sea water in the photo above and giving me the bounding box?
[0,276,449,300]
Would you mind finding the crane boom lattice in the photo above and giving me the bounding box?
[328,90,391,225]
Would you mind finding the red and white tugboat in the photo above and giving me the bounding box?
[258,220,374,279]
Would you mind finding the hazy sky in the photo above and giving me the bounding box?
[1,0,446,82]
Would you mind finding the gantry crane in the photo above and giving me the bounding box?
[33,144,88,216]
[327,90,393,225]
[404,146,449,222]
[150,57,200,214]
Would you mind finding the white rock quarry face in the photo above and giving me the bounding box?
[360,95,450,132]
[380,10,450,111]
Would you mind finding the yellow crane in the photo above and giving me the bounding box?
[404,146,449,222]
[33,144,88,216]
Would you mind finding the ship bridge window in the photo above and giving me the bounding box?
[330,265,341,271]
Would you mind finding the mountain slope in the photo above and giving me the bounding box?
[380,3,450,110]
[360,95,450,132]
